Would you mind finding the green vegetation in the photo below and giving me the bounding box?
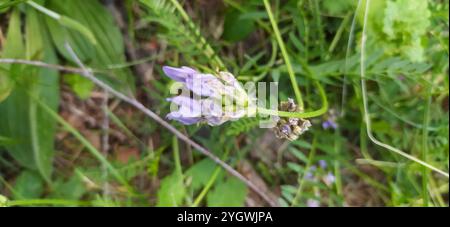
[0,0,448,207]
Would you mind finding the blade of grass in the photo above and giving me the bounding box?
[421,85,432,206]
[310,0,325,59]
[290,136,317,206]
[263,0,303,109]
[7,199,90,207]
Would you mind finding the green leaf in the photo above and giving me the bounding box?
[185,159,219,191]
[156,172,185,206]
[48,175,86,200]
[64,73,95,100]
[26,0,97,45]
[222,10,255,42]
[0,9,22,103]
[0,68,14,103]
[207,178,248,207]
[322,0,356,16]
[0,135,16,145]
[46,0,135,92]
[358,0,431,62]
[13,171,44,199]
[0,7,59,182]
[0,0,27,12]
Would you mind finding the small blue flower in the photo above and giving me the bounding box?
[306,199,320,207]
[305,171,314,180]
[318,160,327,169]
[305,165,316,180]
[323,172,336,186]
[322,120,338,130]
[322,109,338,130]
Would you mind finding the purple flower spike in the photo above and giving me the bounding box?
[163,65,249,126]
[162,66,197,82]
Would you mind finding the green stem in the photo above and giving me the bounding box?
[7,199,90,207]
[290,136,317,206]
[258,81,328,118]
[191,148,231,207]
[421,85,432,206]
[310,0,325,59]
[263,0,304,109]
[334,129,343,197]
[172,136,182,176]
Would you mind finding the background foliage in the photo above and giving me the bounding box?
[0,0,448,207]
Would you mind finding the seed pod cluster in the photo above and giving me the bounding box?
[273,98,311,141]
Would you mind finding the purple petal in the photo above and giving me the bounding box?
[305,171,314,180]
[218,71,239,86]
[162,66,197,82]
[166,113,202,125]
[205,116,227,126]
[323,172,336,186]
[201,99,223,117]
[166,95,203,125]
[322,120,337,130]
[185,73,224,97]
[281,124,291,135]
[167,95,202,117]
[226,109,246,120]
[318,160,327,169]
[306,199,320,207]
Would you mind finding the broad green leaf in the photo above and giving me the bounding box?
[0,69,14,103]
[185,158,220,191]
[0,7,59,182]
[156,172,185,206]
[26,0,97,45]
[48,175,86,200]
[223,10,255,42]
[46,0,135,93]
[12,170,44,199]
[0,194,7,207]
[0,0,27,12]
[207,178,248,207]
[357,0,431,62]
[0,135,16,145]
[0,9,22,103]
